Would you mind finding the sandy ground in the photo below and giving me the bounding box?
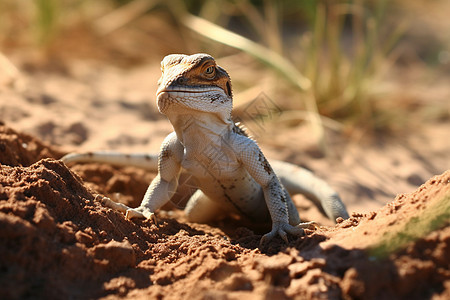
[0,54,449,299]
[2,56,449,215]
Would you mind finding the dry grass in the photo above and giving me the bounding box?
[0,0,448,146]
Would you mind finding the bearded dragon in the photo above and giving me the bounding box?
[62,53,349,245]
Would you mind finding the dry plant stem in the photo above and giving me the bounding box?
[181,14,311,91]
[0,52,20,85]
[276,110,343,132]
[179,13,327,151]
[94,0,158,35]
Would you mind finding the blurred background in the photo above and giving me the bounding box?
[0,0,449,216]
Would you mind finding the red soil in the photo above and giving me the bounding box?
[0,123,449,299]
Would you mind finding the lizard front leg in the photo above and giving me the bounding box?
[236,137,316,245]
[124,132,184,222]
[259,177,316,245]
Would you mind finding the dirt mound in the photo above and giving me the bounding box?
[0,124,449,299]
[0,123,65,167]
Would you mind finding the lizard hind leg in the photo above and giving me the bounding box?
[286,192,318,230]
[184,190,226,224]
[285,192,301,226]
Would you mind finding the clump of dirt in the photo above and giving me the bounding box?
[0,124,449,299]
[0,123,65,167]
[68,163,156,208]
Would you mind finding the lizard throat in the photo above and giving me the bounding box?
[156,89,232,118]
[157,86,224,95]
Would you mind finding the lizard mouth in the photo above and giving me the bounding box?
[156,86,228,114]
[156,86,224,97]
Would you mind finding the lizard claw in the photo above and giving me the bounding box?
[125,208,145,219]
[297,221,318,230]
[94,194,158,224]
[145,211,158,225]
[260,222,306,247]
[278,230,289,244]
[126,207,158,224]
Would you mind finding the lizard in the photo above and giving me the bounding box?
[62,53,349,245]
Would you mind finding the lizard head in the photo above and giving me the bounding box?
[156,53,233,121]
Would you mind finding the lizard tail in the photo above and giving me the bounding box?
[271,160,349,222]
[61,151,159,172]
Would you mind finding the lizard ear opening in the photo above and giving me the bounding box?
[226,81,232,97]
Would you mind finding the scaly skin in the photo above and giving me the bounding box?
[62,53,349,245]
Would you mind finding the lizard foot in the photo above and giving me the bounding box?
[296,221,318,230]
[125,207,158,224]
[94,194,157,224]
[260,222,306,247]
[95,194,130,213]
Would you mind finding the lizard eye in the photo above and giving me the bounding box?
[204,66,215,77]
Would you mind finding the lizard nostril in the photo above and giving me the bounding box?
[177,77,186,85]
